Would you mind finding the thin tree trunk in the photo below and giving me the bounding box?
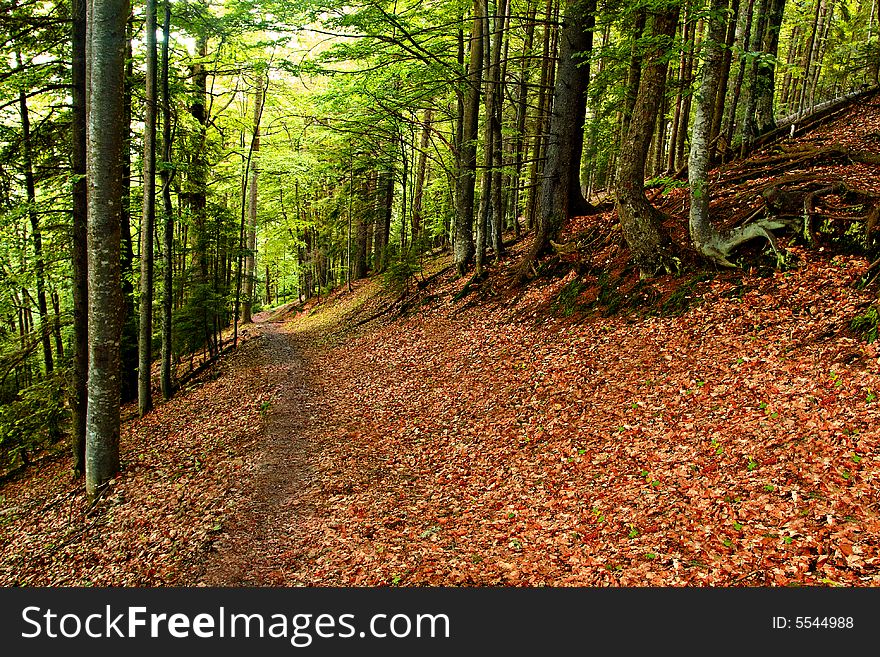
[525,0,555,232]
[243,69,265,324]
[454,0,484,276]
[138,0,157,416]
[511,0,537,237]
[710,0,739,158]
[160,0,174,401]
[71,0,88,476]
[17,58,54,378]
[412,108,432,247]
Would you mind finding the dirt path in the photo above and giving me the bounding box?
[197,319,321,586]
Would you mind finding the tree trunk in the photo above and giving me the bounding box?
[525,0,556,232]
[120,19,138,404]
[454,0,484,276]
[526,0,596,264]
[739,0,769,155]
[160,0,174,401]
[85,0,128,500]
[17,60,54,378]
[754,0,786,133]
[476,0,497,275]
[615,5,681,276]
[710,0,739,158]
[243,70,265,324]
[71,0,88,476]
[411,108,432,247]
[511,0,537,237]
[722,0,754,156]
[138,0,157,416]
[690,0,728,253]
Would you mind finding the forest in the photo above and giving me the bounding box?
[1,0,879,587]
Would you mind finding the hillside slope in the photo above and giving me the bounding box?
[2,93,880,587]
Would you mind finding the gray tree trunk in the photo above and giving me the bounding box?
[85,0,129,499]
[690,0,786,266]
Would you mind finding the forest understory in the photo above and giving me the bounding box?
[3,94,880,588]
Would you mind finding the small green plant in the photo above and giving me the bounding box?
[747,457,758,471]
[628,525,639,539]
[645,552,657,560]
[552,278,587,317]
[722,538,733,547]
[852,453,862,464]
[866,390,876,403]
[763,484,776,492]
[733,521,744,531]
[851,306,879,343]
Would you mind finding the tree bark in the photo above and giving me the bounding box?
[454,0,484,276]
[85,0,129,500]
[71,0,88,476]
[411,108,432,247]
[17,59,54,378]
[138,0,157,416]
[615,5,681,276]
[243,70,265,324]
[526,0,596,265]
[754,0,786,133]
[160,0,174,401]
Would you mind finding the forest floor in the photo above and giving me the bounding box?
[3,94,880,587]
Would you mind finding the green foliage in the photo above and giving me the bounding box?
[382,249,422,293]
[850,305,879,343]
[0,373,68,474]
[552,278,587,317]
[172,283,228,357]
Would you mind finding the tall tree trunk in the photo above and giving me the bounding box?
[138,0,157,416]
[690,0,729,254]
[17,59,53,377]
[526,0,596,265]
[120,19,138,404]
[690,0,785,265]
[476,0,497,275]
[710,0,739,158]
[525,0,557,231]
[615,5,682,276]
[511,0,537,237]
[454,0,484,276]
[243,70,265,325]
[754,0,786,133]
[71,0,87,475]
[160,0,174,401]
[85,0,129,499]
[411,108,432,247]
[722,0,754,156]
[739,0,769,155]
